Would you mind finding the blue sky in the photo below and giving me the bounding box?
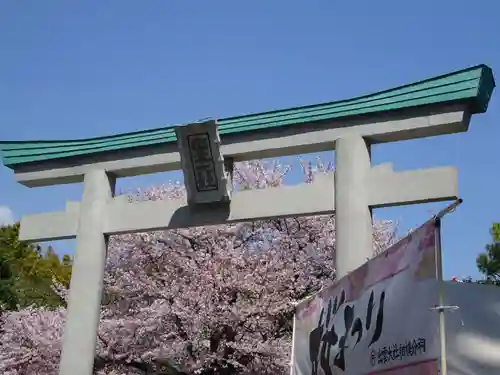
[0,1,498,280]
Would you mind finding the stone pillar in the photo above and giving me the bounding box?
[334,135,373,279]
[58,170,115,375]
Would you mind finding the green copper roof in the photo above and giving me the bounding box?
[0,64,495,168]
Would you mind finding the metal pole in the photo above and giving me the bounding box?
[434,198,463,220]
[434,217,447,375]
[432,198,462,375]
[289,316,296,375]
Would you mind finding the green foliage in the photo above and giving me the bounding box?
[476,223,500,282]
[0,250,18,310]
[0,223,72,310]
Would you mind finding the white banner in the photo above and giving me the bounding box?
[292,220,442,375]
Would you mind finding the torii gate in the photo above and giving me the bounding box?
[0,64,495,375]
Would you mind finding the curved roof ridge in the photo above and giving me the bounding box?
[0,64,495,168]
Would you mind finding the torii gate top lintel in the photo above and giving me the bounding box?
[0,64,495,188]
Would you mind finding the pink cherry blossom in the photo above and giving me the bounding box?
[0,159,395,375]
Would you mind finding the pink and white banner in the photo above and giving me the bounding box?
[292,220,442,375]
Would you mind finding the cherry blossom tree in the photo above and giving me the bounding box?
[0,159,396,375]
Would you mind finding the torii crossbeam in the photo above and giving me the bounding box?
[0,64,495,375]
